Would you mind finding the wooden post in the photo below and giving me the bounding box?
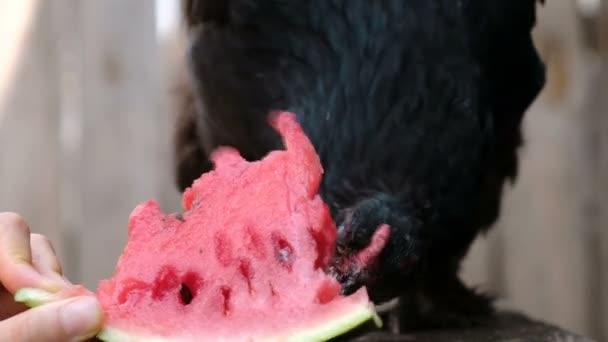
[463,1,601,338]
[75,0,181,289]
[589,2,608,340]
[46,0,181,289]
[0,0,65,260]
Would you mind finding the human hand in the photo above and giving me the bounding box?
[0,212,103,341]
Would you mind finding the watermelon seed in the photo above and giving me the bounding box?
[221,286,232,316]
[179,284,193,305]
[175,213,184,222]
[272,233,294,271]
[177,271,203,306]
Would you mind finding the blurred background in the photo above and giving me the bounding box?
[0,0,606,340]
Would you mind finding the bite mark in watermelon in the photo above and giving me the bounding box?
[15,112,384,341]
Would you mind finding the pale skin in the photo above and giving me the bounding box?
[0,212,103,342]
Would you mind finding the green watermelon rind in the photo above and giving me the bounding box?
[97,303,379,342]
[15,287,382,342]
[14,288,62,307]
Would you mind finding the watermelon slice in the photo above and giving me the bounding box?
[15,112,384,341]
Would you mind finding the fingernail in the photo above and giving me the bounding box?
[60,297,102,338]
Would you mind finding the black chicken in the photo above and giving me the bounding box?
[172,0,546,330]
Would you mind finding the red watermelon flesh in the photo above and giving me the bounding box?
[16,112,382,342]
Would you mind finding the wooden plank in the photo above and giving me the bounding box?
[464,1,598,338]
[495,1,595,336]
[346,312,594,342]
[0,0,39,106]
[461,230,506,305]
[0,1,65,257]
[589,3,608,340]
[72,0,180,289]
[48,0,86,285]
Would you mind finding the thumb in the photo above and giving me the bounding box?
[0,296,103,342]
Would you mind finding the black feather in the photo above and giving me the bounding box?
[174,0,546,329]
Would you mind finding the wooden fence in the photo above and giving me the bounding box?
[0,0,605,340]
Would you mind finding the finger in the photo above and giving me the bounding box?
[0,213,63,294]
[0,296,103,342]
[30,234,70,286]
[0,213,43,292]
